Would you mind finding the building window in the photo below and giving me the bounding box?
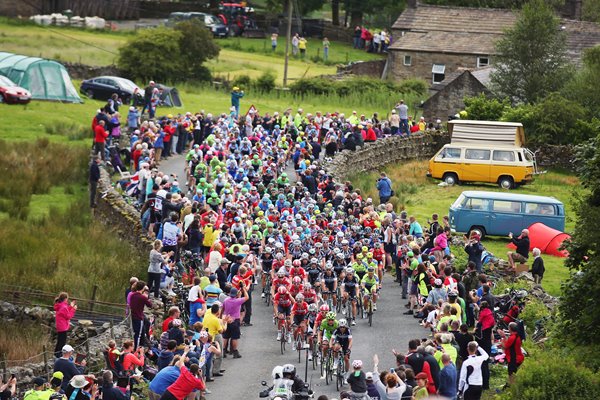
[432,64,445,84]
[403,55,412,66]
[477,56,490,68]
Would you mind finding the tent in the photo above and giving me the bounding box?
[507,222,570,257]
[157,84,183,108]
[0,52,82,103]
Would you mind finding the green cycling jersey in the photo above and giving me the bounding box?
[320,319,339,335]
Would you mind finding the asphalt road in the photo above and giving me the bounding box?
[160,154,425,399]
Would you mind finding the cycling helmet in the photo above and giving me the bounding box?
[448,291,458,298]
[361,246,368,252]
[277,270,285,277]
[342,240,349,245]
[356,254,364,260]
[325,262,333,270]
[302,253,309,260]
[336,252,345,259]
[284,259,292,267]
[303,282,312,290]
[319,304,330,312]
[282,364,296,379]
[272,365,284,380]
[293,276,302,284]
[265,247,272,253]
[278,286,288,294]
[315,242,323,248]
[310,258,318,264]
[337,231,344,237]
[339,319,349,328]
[352,360,363,369]
[367,266,375,272]
[293,239,301,246]
[346,267,354,274]
[308,303,318,313]
[295,294,304,302]
[326,311,336,320]
[292,260,302,267]
[309,248,316,255]
[366,252,374,259]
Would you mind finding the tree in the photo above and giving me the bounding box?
[118,22,220,83]
[118,27,183,83]
[490,0,571,104]
[344,0,406,27]
[559,134,600,346]
[563,46,600,119]
[174,20,220,81]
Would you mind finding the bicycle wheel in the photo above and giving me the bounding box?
[312,341,318,370]
[296,332,302,363]
[320,348,325,376]
[280,326,286,355]
[325,351,332,385]
[368,300,373,327]
[336,357,344,391]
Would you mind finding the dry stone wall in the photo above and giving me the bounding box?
[325,132,450,181]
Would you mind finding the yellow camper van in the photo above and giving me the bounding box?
[427,120,538,189]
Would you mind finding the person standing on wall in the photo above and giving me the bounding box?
[396,100,409,136]
[54,292,77,358]
[230,87,244,118]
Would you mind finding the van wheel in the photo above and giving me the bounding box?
[498,176,514,189]
[468,226,486,240]
[443,173,459,186]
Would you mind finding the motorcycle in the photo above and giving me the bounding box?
[259,379,313,400]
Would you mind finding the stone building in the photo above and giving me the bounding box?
[421,68,492,123]
[387,1,600,84]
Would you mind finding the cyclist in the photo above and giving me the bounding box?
[306,258,322,291]
[291,293,309,351]
[321,262,338,310]
[305,303,319,361]
[332,318,353,374]
[289,276,303,298]
[341,267,359,326]
[353,253,367,282]
[317,312,339,364]
[372,242,386,282]
[301,282,318,305]
[274,286,294,342]
[361,266,379,312]
[261,247,274,298]
[289,260,307,282]
[314,304,330,332]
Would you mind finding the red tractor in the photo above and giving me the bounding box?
[217,2,264,37]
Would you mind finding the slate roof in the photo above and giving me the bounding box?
[390,3,600,63]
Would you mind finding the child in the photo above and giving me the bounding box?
[346,360,368,397]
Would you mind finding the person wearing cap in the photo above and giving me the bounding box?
[196,330,221,382]
[48,372,65,400]
[412,372,429,399]
[230,87,244,118]
[346,360,368,398]
[222,284,249,359]
[204,274,223,308]
[23,377,52,400]
[54,345,85,391]
[464,231,484,272]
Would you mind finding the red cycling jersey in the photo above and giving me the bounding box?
[290,267,307,281]
[272,277,291,290]
[292,301,309,316]
[302,289,318,304]
[274,292,293,307]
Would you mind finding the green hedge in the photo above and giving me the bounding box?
[289,77,427,97]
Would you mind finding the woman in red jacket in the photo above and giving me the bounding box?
[476,301,495,390]
[54,292,77,357]
[500,322,524,385]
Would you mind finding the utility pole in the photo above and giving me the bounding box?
[283,0,293,87]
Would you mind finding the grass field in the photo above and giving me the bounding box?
[349,159,577,296]
[0,18,384,84]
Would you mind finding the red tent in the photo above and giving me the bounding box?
[507,222,570,257]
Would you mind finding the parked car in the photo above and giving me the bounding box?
[80,76,144,104]
[0,75,32,104]
[166,12,229,37]
[449,190,565,238]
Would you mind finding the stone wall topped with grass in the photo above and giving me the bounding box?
[325,131,450,182]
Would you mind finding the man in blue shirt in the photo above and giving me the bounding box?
[148,361,181,400]
[376,172,393,204]
[438,354,457,400]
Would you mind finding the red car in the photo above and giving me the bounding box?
[0,75,32,104]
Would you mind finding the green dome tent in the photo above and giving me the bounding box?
[0,52,82,103]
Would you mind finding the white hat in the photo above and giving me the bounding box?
[70,375,88,389]
[62,344,74,353]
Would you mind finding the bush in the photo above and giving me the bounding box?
[254,71,276,93]
[519,297,551,336]
[503,351,600,400]
[232,74,253,90]
[289,76,428,98]
[464,93,510,120]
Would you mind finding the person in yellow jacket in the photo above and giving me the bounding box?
[202,219,220,254]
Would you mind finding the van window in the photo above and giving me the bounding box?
[439,148,461,159]
[465,149,491,160]
[525,203,556,215]
[451,194,466,209]
[492,200,522,213]
[465,198,489,210]
[493,150,515,162]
